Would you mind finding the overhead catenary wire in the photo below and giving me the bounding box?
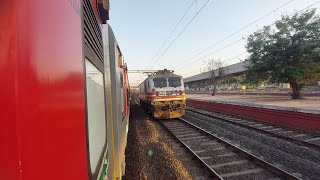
[176,37,246,71]
[180,51,248,77]
[173,0,296,70]
[188,0,296,62]
[148,0,211,70]
[145,0,197,69]
[221,51,248,64]
[176,0,320,72]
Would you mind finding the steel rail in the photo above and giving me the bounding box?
[159,121,223,180]
[134,97,220,178]
[187,107,320,150]
[176,118,301,180]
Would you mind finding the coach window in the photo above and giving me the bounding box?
[85,59,107,174]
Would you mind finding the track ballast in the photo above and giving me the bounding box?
[187,106,320,150]
[160,118,300,180]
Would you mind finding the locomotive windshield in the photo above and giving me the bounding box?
[169,77,181,87]
[153,78,167,88]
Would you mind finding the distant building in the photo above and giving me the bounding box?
[183,61,320,92]
[184,62,247,91]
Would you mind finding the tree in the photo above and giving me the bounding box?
[202,59,225,96]
[245,9,320,99]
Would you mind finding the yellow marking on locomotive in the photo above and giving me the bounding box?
[152,100,186,119]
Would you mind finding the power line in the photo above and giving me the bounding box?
[145,0,197,69]
[176,0,320,71]
[176,37,246,71]
[295,0,320,14]
[174,0,296,69]
[148,0,211,70]
[179,52,248,77]
[221,51,248,64]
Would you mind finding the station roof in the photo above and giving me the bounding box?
[184,62,247,83]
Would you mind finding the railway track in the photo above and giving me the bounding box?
[187,106,320,150]
[133,96,215,179]
[160,118,300,180]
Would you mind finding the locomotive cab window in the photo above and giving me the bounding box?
[169,77,182,87]
[153,78,167,88]
[85,59,107,174]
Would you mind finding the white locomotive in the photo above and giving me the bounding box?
[139,69,186,119]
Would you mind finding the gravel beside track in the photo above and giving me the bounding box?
[161,119,298,180]
[187,107,320,149]
[183,109,320,179]
[123,103,192,180]
[160,127,216,179]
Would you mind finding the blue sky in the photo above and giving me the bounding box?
[108,0,320,85]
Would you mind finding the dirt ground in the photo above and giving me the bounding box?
[123,102,192,180]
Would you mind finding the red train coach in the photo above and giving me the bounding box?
[0,0,130,180]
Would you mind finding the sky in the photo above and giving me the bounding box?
[108,0,320,86]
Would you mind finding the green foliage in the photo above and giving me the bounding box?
[245,9,320,86]
[202,59,225,73]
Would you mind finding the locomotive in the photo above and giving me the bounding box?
[1,1,129,180]
[139,69,186,119]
